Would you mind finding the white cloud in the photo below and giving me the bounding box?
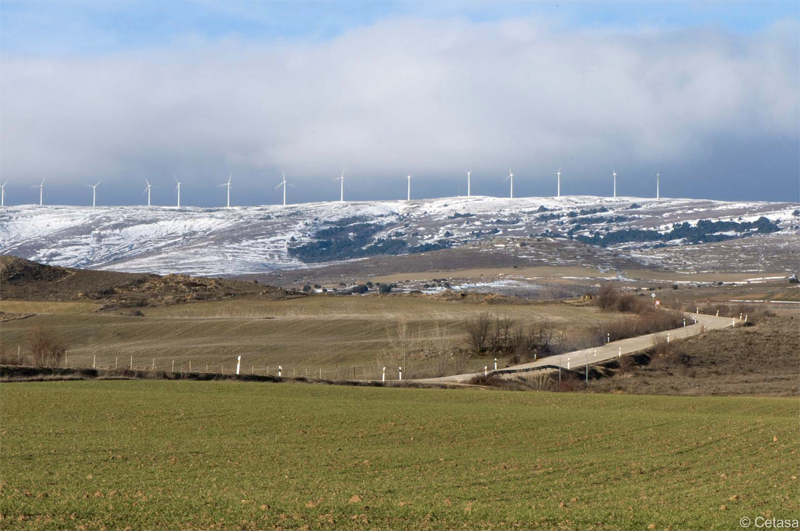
[1,15,797,199]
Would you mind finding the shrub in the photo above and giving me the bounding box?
[379,284,393,294]
[464,312,492,354]
[28,325,67,367]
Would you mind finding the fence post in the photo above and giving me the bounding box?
[152,358,155,370]
[320,367,322,379]
[189,360,191,372]
[93,354,96,369]
[130,355,133,369]
[172,360,175,372]
[236,355,241,375]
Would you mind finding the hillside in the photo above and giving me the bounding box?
[1,195,797,277]
[0,255,295,306]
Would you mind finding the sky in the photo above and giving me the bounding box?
[1,0,798,207]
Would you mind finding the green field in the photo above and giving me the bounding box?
[2,381,796,530]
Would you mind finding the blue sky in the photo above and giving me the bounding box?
[2,1,798,55]
[0,1,798,206]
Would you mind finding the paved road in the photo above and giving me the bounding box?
[415,313,736,384]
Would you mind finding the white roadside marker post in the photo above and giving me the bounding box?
[593,349,597,358]
[93,354,96,369]
[618,347,621,357]
[667,333,670,343]
[740,313,743,321]
[278,365,282,378]
[65,352,68,367]
[152,358,155,370]
[683,318,686,328]
[236,356,241,376]
[172,360,175,372]
[732,318,736,328]
[189,360,191,372]
[382,367,386,382]
[319,367,322,379]
[115,356,118,369]
[607,333,610,344]
[398,366,402,381]
[567,358,570,370]
[494,358,497,371]
[716,309,719,317]
[484,366,488,376]
[745,315,748,323]
[130,355,133,370]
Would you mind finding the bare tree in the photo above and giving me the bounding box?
[377,318,422,377]
[28,325,67,367]
[464,312,492,354]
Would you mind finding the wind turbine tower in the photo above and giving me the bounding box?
[656,170,661,199]
[333,171,345,202]
[33,180,44,205]
[504,169,514,199]
[143,180,152,207]
[407,174,412,201]
[1,182,7,207]
[221,174,232,208]
[465,171,471,197]
[556,168,562,198]
[88,182,101,207]
[174,177,182,207]
[276,172,292,206]
[613,169,617,199]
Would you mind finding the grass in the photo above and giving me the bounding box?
[0,297,621,378]
[1,381,797,530]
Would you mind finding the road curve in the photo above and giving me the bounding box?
[414,313,736,384]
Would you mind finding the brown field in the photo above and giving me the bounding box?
[587,313,799,397]
[0,295,622,380]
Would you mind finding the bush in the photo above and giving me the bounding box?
[379,284,393,294]
[464,312,492,354]
[302,285,312,292]
[28,325,67,367]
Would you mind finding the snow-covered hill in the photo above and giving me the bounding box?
[1,196,797,276]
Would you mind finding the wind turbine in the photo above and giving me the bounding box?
[613,169,617,199]
[88,181,101,207]
[465,171,472,197]
[656,170,661,199]
[276,172,293,206]
[174,177,182,207]
[333,171,345,202]
[32,179,44,205]
[220,174,232,208]
[1,181,7,207]
[143,180,152,207]
[504,169,514,199]
[407,174,412,201]
[556,167,562,198]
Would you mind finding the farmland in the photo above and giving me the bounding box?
[0,295,623,379]
[1,381,797,530]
